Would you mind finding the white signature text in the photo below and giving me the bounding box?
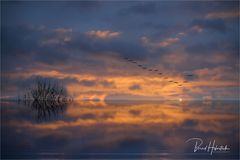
[185,138,230,155]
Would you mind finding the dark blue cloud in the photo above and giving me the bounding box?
[191,19,227,33]
[119,2,158,16]
[1,26,38,71]
[34,47,70,65]
[1,1,239,100]
[65,1,101,12]
[1,25,73,71]
[68,33,148,60]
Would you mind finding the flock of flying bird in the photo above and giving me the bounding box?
[122,57,194,87]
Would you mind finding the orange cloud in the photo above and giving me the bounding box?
[4,52,238,101]
[6,67,186,100]
[141,36,180,49]
[205,10,239,19]
[86,30,122,39]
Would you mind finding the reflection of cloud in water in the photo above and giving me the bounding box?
[128,109,141,116]
[182,119,199,127]
[1,100,239,159]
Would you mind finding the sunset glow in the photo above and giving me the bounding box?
[1,1,239,101]
[1,1,239,159]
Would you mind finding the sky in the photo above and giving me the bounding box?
[1,1,239,100]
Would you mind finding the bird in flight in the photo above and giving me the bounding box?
[122,56,188,87]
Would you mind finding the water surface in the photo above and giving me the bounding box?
[1,100,239,159]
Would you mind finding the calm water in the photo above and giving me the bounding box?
[1,100,239,159]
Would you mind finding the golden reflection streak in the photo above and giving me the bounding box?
[5,102,236,134]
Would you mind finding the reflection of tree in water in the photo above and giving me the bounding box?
[30,100,68,122]
[18,77,73,122]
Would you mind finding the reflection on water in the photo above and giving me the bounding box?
[30,100,67,121]
[1,100,239,159]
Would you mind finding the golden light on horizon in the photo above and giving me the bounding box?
[178,98,183,102]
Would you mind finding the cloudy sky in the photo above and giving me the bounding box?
[1,1,239,100]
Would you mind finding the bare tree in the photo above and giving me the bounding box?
[23,78,70,102]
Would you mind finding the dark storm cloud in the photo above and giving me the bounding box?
[119,2,158,15]
[68,33,147,60]
[1,25,73,71]
[118,1,212,16]
[1,26,38,71]
[65,1,100,7]
[191,19,227,33]
[34,47,70,65]
[142,22,168,31]
[1,24,148,74]
[15,26,146,63]
[1,1,239,100]
[186,42,222,54]
[1,26,38,54]
[64,1,101,12]
[185,40,237,63]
